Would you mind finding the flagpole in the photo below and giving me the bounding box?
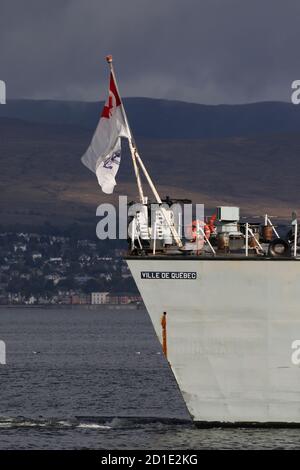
[106,56,182,248]
[106,55,145,205]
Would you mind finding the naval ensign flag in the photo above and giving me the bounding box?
[81,73,130,194]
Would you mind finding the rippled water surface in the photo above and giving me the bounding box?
[0,307,300,449]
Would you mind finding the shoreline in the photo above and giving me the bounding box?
[0,304,144,310]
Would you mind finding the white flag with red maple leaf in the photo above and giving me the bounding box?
[81,72,130,194]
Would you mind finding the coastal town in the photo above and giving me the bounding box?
[0,228,142,306]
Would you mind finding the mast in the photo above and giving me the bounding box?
[106,55,182,248]
[106,55,144,205]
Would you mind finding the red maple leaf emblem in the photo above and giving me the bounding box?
[101,73,121,119]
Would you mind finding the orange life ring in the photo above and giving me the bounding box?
[187,219,213,244]
[187,220,205,242]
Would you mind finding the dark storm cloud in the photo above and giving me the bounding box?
[0,0,299,103]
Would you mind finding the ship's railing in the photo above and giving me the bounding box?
[153,221,157,255]
[130,213,299,258]
[244,222,264,256]
[244,214,299,258]
[293,219,298,258]
[195,221,216,255]
[264,215,280,239]
[131,218,142,251]
[151,220,216,255]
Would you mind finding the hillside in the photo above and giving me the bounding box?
[2,98,300,139]
[0,116,300,226]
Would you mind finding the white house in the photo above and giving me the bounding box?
[91,292,109,305]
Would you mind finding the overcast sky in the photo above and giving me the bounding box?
[0,0,299,104]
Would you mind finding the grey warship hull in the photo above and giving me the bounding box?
[127,256,300,424]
